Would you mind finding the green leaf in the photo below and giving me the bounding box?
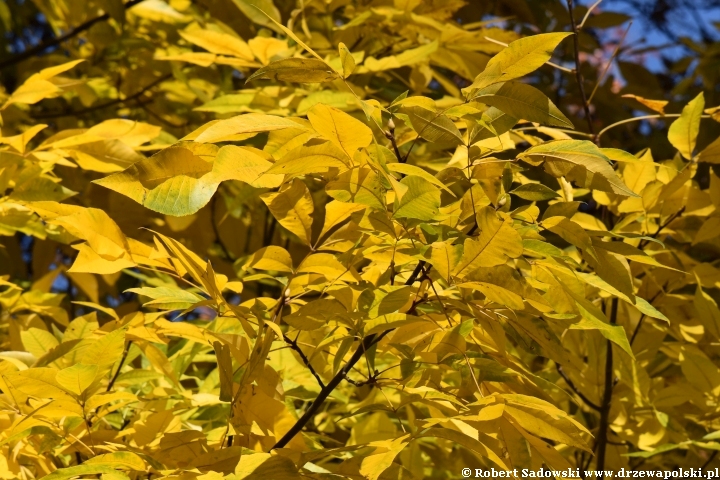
[454,207,524,275]
[386,162,453,194]
[326,167,385,210]
[668,92,704,160]
[518,140,638,197]
[338,42,356,78]
[93,146,217,216]
[230,0,282,33]
[471,82,573,128]
[392,176,441,221]
[464,32,572,93]
[511,183,560,201]
[260,178,315,245]
[44,465,122,480]
[698,135,720,164]
[247,58,339,84]
[570,296,634,358]
[85,452,146,471]
[55,363,98,396]
[400,105,463,145]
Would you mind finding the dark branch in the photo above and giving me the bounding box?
[702,451,718,471]
[630,291,663,346]
[595,297,618,476]
[566,0,596,138]
[0,0,148,71]
[638,207,685,249]
[283,333,326,389]
[32,73,172,119]
[211,195,235,261]
[384,118,404,163]
[272,261,428,450]
[556,364,601,411]
[106,340,132,393]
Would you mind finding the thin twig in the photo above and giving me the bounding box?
[595,297,618,477]
[586,21,632,106]
[630,291,663,346]
[566,0,596,137]
[483,36,573,73]
[211,195,235,261]
[283,333,326,389]
[556,364,601,411]
[32,73,171,119]
[0,0,148,71]
[384,118,404,163]
[597,114,712,140]
[271,261,428,450]
[106,340,132,393]
[702,451,718,471]
[638,207,685,249]
[579,0,604,29]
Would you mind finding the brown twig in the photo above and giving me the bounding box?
[32,73,171,119]
[283,333,326,389]
[566,0,596,138]
[629,291,663,346]
[595,297,618,476]
[638,207,685,249]
[271,261,428,450]
[0,0,148,71]
[384,117,404,163]
[556,364,601,411]
[105,341,132,394]
[211,195,235,261]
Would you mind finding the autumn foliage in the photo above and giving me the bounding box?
[1,0,720,479]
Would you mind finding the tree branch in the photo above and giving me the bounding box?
[0,0,148,71]
[566,0,596,138]
[272,261,428,449]
[595,297,618,476]
[630,291,663,346]
[32,73,172,119]
[638,207,685,249]
[283,333,326,389]
[106,340,132,393]
[384,117,404,163]
[556,364,601,411]
[211,195,235,261]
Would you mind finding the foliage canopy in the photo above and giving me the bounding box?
[1,0,720,479]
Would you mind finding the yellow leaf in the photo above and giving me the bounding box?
[55,363,98,396]
[622,94,668,114]
[246,57,339,84]
[668,92,704,160]
[20,327,59,358]
[194,113,304,143]
[454,207,523,276]
[260,179,315,245]
[213,341,234,402]
[307,104,373,159]
[180,28,254,61]
[464,33,571,92]
[359,435,410,480]
[235,453,300,480]
[338,42,356,78]
[85,452,146,471]
[318,200,365,241]
[246,246,294,272]
[2,59,83,109]
[212,145,284,189]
